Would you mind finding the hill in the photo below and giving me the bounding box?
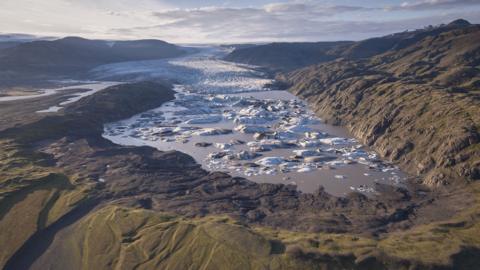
[224,19,475,72]
[224,41,353,71]
[284,20,480,186]
[0,37,187,85]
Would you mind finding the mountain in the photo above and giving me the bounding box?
[110,39,186,60]
[0,37,187,84]
[0,33,52,42]
[0,41,21,51]
[224,19,475,71]
[283,20,480,186]
[341,19,473,59]
[224,41,353,71]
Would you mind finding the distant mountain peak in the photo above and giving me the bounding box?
[448,19,471,27]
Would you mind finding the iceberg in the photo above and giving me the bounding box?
[194,128,232,136]
[292,149,319,157]
[185,115,222,124]
[235,124,270,134]
[255,157,284,166]
[319,137,355,146]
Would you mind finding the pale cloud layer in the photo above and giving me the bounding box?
[1,0,479,43]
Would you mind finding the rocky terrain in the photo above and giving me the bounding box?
[285,21,480,187]
[0,79,479,269]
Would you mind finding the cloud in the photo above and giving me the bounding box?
[388,0,480,11]
[1,0,480,43]
[264,2,374,15]
[108,4,480,43]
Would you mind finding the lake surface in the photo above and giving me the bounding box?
[101,47,407,196]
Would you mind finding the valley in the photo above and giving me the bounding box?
[0,18,479,270]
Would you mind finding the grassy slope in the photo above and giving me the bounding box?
[0,140,92,268]
[0,82,175,268]
[30,189,480,270]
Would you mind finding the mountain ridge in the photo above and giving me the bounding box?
[0,36,187,86]
[283,21,480,186]
[224,19,477,71]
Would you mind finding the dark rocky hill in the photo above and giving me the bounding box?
[224,19,475,72]
[0,37,186,84]
[224,41,353,71]
[284,21,480,186]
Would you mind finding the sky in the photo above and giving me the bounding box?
[1,0,479,43]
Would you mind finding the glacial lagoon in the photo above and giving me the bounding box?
[101,47,406,196]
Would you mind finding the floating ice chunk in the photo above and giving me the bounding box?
[298,140,322,148]
[248,139,294,149]
[174,107,216,115]
[230,139,245,145]
[234,151,260,160]
[274,131,297,139]
[235,124,270,134]
[232,99,253,107]
[304,155,337,163]
[297,167,313,173]
[253,132,270,140]
[234,116,270,124]
[207,95,239,103]
[249,145,272,152]
[342,149,369,159]
[176,138,189,143]
[222,111,236,120]
[185,115,222,124]
[255,157,284,166]
[326,160,347,166]
[238,106,266,116]
[304,132,326,139]
[208,151,232,159]
[288,116,320,125]
[292,149,319,157]
[193,128,232,136]
[284,124,312,133]
[320,137,355,146]
[264,168,277,175]
[215,143,233,150]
